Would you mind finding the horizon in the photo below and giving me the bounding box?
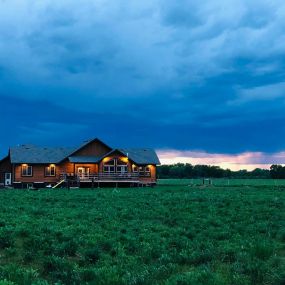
[1,1,285,170]
[1,138,284,171]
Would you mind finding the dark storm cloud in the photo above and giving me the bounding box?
[1,0,285,159]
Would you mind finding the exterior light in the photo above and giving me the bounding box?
[121,157,128,163]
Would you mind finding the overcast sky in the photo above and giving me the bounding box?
[1,0,285,169]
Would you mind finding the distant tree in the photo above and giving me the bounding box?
[157,164,273,179]
[251,168,270,178]
[270,165,285,179]
[158,165,170,178]
[184,163,193,177]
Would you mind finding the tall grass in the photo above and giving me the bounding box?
[0,181,284,284]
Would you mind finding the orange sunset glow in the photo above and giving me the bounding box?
[157,150,285,171]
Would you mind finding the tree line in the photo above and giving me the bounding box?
[157,164,285,179]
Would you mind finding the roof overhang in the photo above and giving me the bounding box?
[97,149,131,162]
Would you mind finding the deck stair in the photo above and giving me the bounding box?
[52,179,65,189]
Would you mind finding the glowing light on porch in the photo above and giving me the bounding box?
[120,157,128,163]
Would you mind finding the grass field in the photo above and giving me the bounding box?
[0,180,284,284]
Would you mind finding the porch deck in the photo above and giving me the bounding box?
[61,172,155,186]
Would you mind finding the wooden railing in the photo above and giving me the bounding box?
[61,172,141,181]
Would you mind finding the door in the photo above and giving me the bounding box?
[5,173,12,186]
[77,167,90,179]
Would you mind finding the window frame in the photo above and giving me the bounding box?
[144,166,151,177]
[145,166,151,173]
[117,165,128,173]
[21,164,33,177]
[138,166,151,177]
[45,165,56,177]
[103,158,129,174]
[103,165,115,173]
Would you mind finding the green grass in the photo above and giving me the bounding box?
[0,180,284,284]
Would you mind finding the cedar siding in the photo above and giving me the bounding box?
[70,138,111,157]
[14,164,59,183]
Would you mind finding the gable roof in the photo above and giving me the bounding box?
[10,145,74,164]
[8,138,111,164]
[68,138,112,157]
[98,148,160,165]
[120,148,160,165]
[98,148,127,159]
[0,155,9,164]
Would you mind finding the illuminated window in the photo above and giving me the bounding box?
[103,158,128,173]
[138,166,151,176]
[22,164,33,176]
[103,159,115,173]
[116,158,127,173]
[117,165,127,173]
[145,166,150,172]
[145,166,151,176]
[45,165,56,176]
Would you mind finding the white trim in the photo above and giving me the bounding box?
[4,173,12,186]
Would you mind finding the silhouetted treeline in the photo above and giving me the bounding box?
[269,165,285,179]
[157,163,285,179]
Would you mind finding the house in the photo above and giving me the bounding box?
[0,138,160,188]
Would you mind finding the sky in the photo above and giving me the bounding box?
[1,0,285,170]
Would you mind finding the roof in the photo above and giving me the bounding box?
[121,148,160,165]
[68,156,100,163]
[8,138,110,164]
[120,148,161,165]
[68,138,112,157]
[8,139,160,165]
[97,148,160,164]
[10,145,74,164]
[0,155,9,164]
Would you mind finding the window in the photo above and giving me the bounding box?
[117,165,128,173]
[145,166,151,177]
[138,166,151,176]
[103,158,128,174]
[22,164,33,176]
[132,165,138,173]
[104,159,115,166]
[103,159,115,173]
[45,165,56,176]
[116,158,128,173]
[103,166,115,173]
[139,166,144,172]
